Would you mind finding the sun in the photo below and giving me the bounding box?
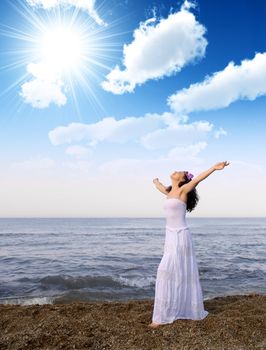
[39,25,84,71]
[0,0,125,114]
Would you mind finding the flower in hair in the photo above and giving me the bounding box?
[186,172,194,180]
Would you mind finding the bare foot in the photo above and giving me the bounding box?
[148,322,161,328]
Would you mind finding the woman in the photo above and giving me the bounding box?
[148,161,230,328]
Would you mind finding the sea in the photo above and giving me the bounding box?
[0,217,265,305]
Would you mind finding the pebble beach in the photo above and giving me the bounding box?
[0,293,265,350]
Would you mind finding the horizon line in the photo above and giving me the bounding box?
[0,216,265,219]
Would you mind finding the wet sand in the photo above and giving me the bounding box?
[0,293,265,350]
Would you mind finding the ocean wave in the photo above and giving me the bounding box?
[38,274,155,290]
[113,275,155,288]
[0,295,55,305]
[39,274,122,289]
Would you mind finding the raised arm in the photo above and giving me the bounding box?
[182,161,230,194]
[153,178,169,195]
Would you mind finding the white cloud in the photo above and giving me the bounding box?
[49,112,169,146]
[48,112,213,151]
[167,141,208,159]
[181,0,196,11]
[48,111,214,176]
[65,145,92,158]
[140,120,213,150]
[11,156,55,170]
[214,127,227,139]
[26,0,106,26]
[168,52,266,114]
[20,62,66,108]
[101,0,207,94]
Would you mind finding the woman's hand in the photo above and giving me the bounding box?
[213,161,230,170]
[153,178,159,184]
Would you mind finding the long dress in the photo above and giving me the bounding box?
[152,197,209,324]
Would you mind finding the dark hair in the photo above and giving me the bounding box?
[165,178,199,212]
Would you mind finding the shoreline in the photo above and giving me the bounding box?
[0,291,260,306]
[0,292,265,349]
[0,292,233,306]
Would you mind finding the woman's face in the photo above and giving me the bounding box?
[171,171,187,181]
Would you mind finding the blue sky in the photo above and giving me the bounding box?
[0,0,265,217]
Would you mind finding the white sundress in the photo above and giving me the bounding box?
[152,197,209,324]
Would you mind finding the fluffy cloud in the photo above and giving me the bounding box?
[168,52,266,114]
[101,0,207,94]
[49,112,169,146]
[48,112,213,150]
[214,127,227,139]
[167,141,208,160]
[20,62,66,108]
[26,0,106,26]
[140,121,213,150]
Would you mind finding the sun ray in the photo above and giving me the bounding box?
[0,0,131,115]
